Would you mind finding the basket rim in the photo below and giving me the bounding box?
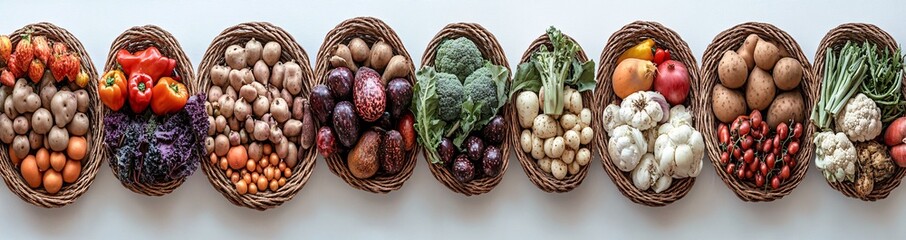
[593,20,700,207]
[698,21,816,202]
[812,22,906,201]
[418,22,512,196]
[194,21,318,210]
[100,24,196,196]
[508,30,592,193]
[312,16,418,194]
[0,22,102,208]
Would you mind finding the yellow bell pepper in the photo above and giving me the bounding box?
[617,38,656,63]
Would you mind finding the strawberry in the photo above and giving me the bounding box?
[0,69,13,86]
[28,59,45,83]
[15,34,34,66]
[32,36,51,64]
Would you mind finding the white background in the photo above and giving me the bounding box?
[1,0,905,239]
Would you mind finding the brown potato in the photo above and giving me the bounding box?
[745,68,776,110]
[348,38,370,63]
[754,40,781,70]
[773,57,803,90]
[737,34,761,71]
[718,50,748,89]
[767,91,805,128]
[712,85,747,123]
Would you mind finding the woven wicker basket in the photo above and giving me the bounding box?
[420,23,511,196]
[196,22,317,210]
[698,22,816,202]
[102,25,196,196]
[593,21,700,206]
[0,22,101,208]
[314,17,417,193]
[813,23,906,201]
[510,32,591,193]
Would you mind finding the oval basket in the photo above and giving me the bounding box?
[0,22,101,208]
[510,32,592,193]
[698,22,816,202]
[313,17,417,194]
[593,21,701,207]
[102,25,196,196]
[196,22,317,210]
[813,23,906,201]
[420,22,511,196]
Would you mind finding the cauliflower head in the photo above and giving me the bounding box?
[835,93,882,142]
[814,131,857,182]
[609,125,647,171]
[436,72,464,121]
[435,37,484,82]
[654,124,705,178]
[464,66,498,120]
[619,91,664,131]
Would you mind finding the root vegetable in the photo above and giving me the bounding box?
[532,114,559,139]
[276,139,289,159]
[253,96,270,117]
[39,84,57,110]
[47,126,69,152]
[564,130,580,150]
[227,146,248,170]
[580,127,593,145]
[214,134,230,157]
[234,99,252,121]
[205,137,214,153]
[551,159,567,180]
[334,44,356,71]
[580,108,592,126]
[562,149,575,164]
[239,85,257,101]
[13,115,29,135]
[241,68,255,85]
[0,114,12,143]
[745,67,776,110]
[28,131,43,150]
[218,95,236,118]
[718,50,748,89]
[520,129,533,152]
[285,143,299,168]
[711,84,747,123]
[13,135,29,159]
[225,44,247,69]
[576,148,590,166]
[262,41,281,66]
[245,38,263,66]
[531,136,544,160]
[74,90,89,113]
[228,131,240,146]
[4,97,15,118]
[283,119,303,137]
[211,65,230,87]
[538,158,552,173]
[215,115,227,133]
[368,41,392,71]
[66,112,89,136]
[767,91,805,128]
[737,34,761,71]
[270,62,286,88]
[283,61,303,95]
[381,55,410,83]
[348,38,369,63]
[566,91,583,114]
[772,57,802,90]
[62,160,80,183]
[253,120,270,141]
[560,114,578,130]
[299,99,315,149]
[754,40,781,70]
[253,60,270,84]
[516,91,539,128]
[208,86,223,103]
[271,98,290,123]
[229,69,243,90]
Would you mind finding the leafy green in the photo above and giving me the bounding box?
[452,98,483,147]
[859,43,905,123]
[412,67,447,164]
[516,26,596,115]
[509,62,543,99]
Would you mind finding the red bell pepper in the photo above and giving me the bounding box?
[128,73,153,113]
[116,46,176,82]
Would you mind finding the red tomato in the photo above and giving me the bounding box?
[780,165,791,180]
[793,123,803,139]
[720,151,731,164]
[744,149,755,164]
[766,153,776,169]
[739,121,751,136]
[750,110,763,128]
[718,124,730,144]
[778,122,789,140]
[755,174,765,187]
[771,176,781,189]
[788,141,800,155]
[726,163,736,174]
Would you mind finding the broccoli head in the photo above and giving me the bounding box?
[435,37,484,82]
[436,72,464,121]
[464,66,499,120]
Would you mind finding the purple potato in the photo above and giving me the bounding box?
[452,154,474,183]
[465,136,484,162]
[438,138,456,168]
[482,115,505,144]
[482,145,502,177]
